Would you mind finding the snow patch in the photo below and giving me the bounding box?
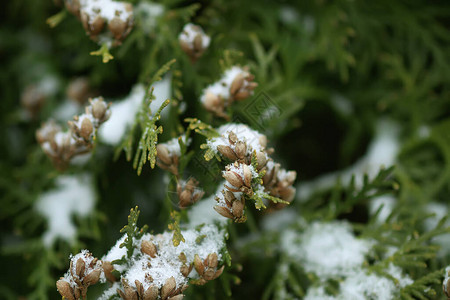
[282,221,373,279]
[124,224,225,290]
[35,174,95,247]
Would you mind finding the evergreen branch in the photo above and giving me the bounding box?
[148,59,176,85]
[167,211,185,247]
[323,166,396,220]
[400,269,443,300]
[115,61,175,174]
[120,206,148,258]
[46,10,67,28]
[185,118,219,139]
[90,43,114,63]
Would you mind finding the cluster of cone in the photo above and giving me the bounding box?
[64,0,134,46]
[56,251,113,300]
[36,97,111,170]
[213,127,297,222]
[118,277,186,300]
[156,138,206,209]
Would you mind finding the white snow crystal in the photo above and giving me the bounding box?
[386,263,413,287]
[35,174,95,247]
[102,234,128,272]
[124,224,225,290]
[99,84,144,145]
[80,0,132,22]
[304,286,337,300]
[338,264,411,300]
[305,263,411,300]
[282,221,373,279]
[339,269,397,300]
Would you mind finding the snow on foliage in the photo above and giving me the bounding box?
[100,77,171,145]
[282,221,373,279]
[35,174,95,247]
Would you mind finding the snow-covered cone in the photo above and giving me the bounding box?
[214,189,247,223]
[64,0,134,46]
[200,66,257,119]
[177,178,204,208]
[21,84,46,117]
[56,250,104,300]
[67,77,92,105]
[38,96,111,170]
[179,23,210,62]
[191,253,224,285]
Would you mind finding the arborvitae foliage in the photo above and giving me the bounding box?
[1,0,450,299]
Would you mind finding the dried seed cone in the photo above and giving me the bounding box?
[191,253,224,285]
[177,178,204,208]
[83,268,101,286]
[67,77,91,104]
[141,240,158,258]
[76,258,86,278]
[229,69,258,101]
[193,254,205,276]
[90,15,106,36]
[224,171,244,189]
[156,143,179,176]
[161,277,176,300]
[56,279,75,300]
[80,117,94,140]
[144,285,159,300]
[156,144,172,165]
[234,141,247,160]
[203,91,223,113]
[109,17,127,40]
[256,152,267,170]
[180,264,193,277]
[242,164,252,187]
[217,145,238,161]
[230,73,245,96]
[213,205,234,219]
[65,0,81,17]
[91,99,108,120]
[102,261,117,282]
[21,85,46,117]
